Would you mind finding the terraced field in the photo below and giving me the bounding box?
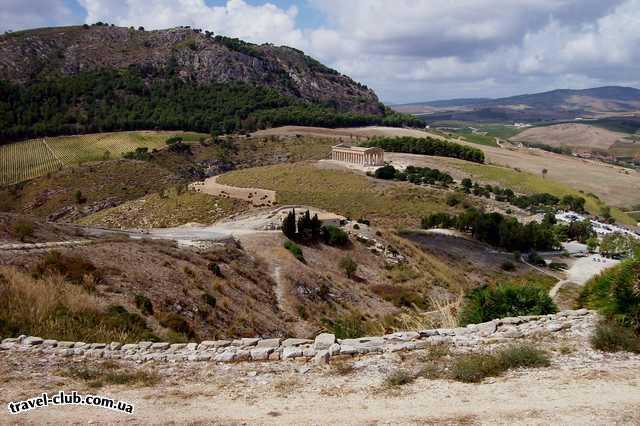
[0,139,64,185]
[0,131,206,185]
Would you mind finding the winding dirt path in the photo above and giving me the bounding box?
[190,175,276,207]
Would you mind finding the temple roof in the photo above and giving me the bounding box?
[332,144,381,152]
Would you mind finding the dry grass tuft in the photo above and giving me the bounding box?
[0,266,155,342]
[58,361,160,389]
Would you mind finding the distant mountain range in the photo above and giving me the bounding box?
[393,86,640,123]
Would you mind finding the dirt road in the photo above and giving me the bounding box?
[3,346,640,425]
[549,255,619,298]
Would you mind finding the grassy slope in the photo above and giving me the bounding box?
[454,161,635,225]
[217,162,454,227]
[79,190,250,228]
[0,160,180,218]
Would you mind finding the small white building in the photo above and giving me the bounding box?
[331,144,384,166]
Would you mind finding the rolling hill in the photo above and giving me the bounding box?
[394,86,640,123]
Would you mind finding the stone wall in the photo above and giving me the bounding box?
[0,310,596,365]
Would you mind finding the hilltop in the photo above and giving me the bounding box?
[0,25,380,114]
[0,25,418,142]
[394,86,640,123]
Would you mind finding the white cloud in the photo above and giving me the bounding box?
[304,0,640,101]
[77,0,304,46]
[3,0,639,102]
[0,0,75,33]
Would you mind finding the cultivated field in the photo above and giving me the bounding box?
[0,131,206,185]
[511,123,627,150]
[0,139,64,185]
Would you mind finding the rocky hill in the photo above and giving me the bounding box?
[0,25,381,115]
[0,25,422,142]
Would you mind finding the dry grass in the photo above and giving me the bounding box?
[217,162,453,228]
[58,361,161,389]
[0,266,155,342]
[79,187,250,228]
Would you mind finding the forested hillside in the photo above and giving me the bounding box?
[0,24,419,142]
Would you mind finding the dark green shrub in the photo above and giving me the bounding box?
[282,209,297,239]
[284,240,305,262]
[123,147,151,161]
[527,251,546,266]
[339,256,358,279]
[159,313,194,338]
[498,344,550,369]
[104,305,155,338]
[374,164,397,180]
[321,314,367,339]
[590,320,640,353]
[134,294,154,316]
[500,261,516,271]
[452,344,550,383]
[451,354,502,383]
[13,221,33,242]
[32,251,102,287]
[384,369,415,387]
[446,193,462,206]
[580,257,640,332]
[74,190,87,204]
[322,225,349,247]
[208,262,223,277]
[202,293,217,308]
[458,283,557,326]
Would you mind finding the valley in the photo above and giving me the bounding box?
[2,17,640,425]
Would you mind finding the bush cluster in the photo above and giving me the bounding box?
[452,344,550,383]
[364,136,484,163]
[458,283,557,326]
[580,256,640,333]
[422,209,560,252]
[283,240,305,263]
[374,164,453,186]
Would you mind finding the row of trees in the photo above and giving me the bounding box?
[373,164,454,186]
[0,69,419,143]
[422,209,561,252]
[364,136,485,164]
[460,178,586,212]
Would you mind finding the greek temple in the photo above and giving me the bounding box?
[331,144,384,166]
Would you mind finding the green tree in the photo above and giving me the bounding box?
[282,209,297,240]
[339,256,358,279]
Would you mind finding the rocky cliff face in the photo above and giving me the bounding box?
[0,25,382,115]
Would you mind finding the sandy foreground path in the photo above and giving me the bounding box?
[2,347,640,425]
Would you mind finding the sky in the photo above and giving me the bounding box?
[2,0,639,103]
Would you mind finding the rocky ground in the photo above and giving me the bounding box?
[2,311,640,424]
